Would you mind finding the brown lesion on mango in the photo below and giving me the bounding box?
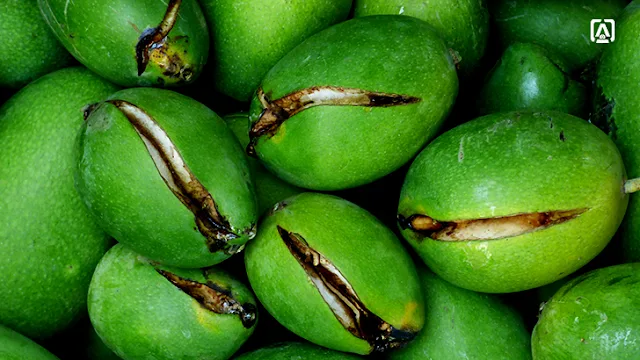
[156,269,257,328]
[107,100,246,255]
[397,208,588,241]
[246,87,421,156]
[135,0,193,82]
[277,226,417,353]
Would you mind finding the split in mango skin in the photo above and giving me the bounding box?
[77,87,257,268]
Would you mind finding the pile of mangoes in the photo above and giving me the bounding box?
[1,0,639,359]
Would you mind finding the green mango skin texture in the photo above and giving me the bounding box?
[89,244,257,360]
[0,0,72,89]
[532,263,640,359]
[77,88,257,268]
[597,1,640,262]
[398,111,628,293]
[234,342,362,359]
[0,325,59,360]
[477,43,587,117]
[490,0,626,72]
[245,193,424,355]
[0,67,115,338]
[224,113,302,215]
[249,16,458,191]
[200,0,351,102]
[38,0,209,87]
[390,269,531,360]
[353,0,489,75]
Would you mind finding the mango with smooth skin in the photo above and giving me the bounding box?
[477,43,586,117]
[490,0,626,72]
[248,15,458,191]
[532,263,640,359]
[0,325,59,360]
[224,113,302,215]
[234,342,362,359]
[0,0,72,89]
[245,192,424,355]
[0,67,115,339]
[76,88,257,268]
[389,269,531,360]
[354,0,489,74]
[89,244,258,360]
[200,0,351,101]
[596,1,640,262]
[398,111,628,293]
[39,0,209,87]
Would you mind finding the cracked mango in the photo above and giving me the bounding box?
[76,87,257,268]
[247,15,458,191]
[38,0,209,87]
[245,192,424,355]
[398,111,628,293]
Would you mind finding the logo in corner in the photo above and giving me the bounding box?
[590,19,615,44]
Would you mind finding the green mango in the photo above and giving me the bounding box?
[353,0,489,75]
[389,269,531,360]
[245,192,424,355]
[234,342,362,359]
[596,1,640,262]
[397,111,628,293]
[0,325,59,360]
[89,244,258,360]
[224,113,302,215]
[0,0,72,89]
[38,0,209,87]
[490,0,626,72]
[532,263,640,359]
[76,88,257,268]
[0,67,116,339]
[200,0,351,102]
[477,43,587,117]
[248,16,458,191]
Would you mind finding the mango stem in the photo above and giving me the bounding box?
[624,178,640,194]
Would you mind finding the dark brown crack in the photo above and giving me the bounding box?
[107,100,243,255]
[135,0,182,76]
[246,87,421,156]
[397,208,588,242]
[277,226,416,353]
[157,269,257,328]
[82,103,101,121]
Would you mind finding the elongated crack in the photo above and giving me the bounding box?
[277,226,416,353]
[157,269,257,328]
[107,100,243,255]
[397,209,588,241]
[246,87,421,156]
[135,0,185,77]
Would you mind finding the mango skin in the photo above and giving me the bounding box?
[0,0,72,89]
[490,0,626,72]
[39,0,209,87]
[0,325,59,360]
[0,67,115,338]
[234,342,362,359]
[354,0,489,75]
[532,263,640,359]
[390,269,531,360]
[224,113,302,215]
[596,1,640,262]
[398,111,628,293]
[477,43,586,117]
[76,88,257,268]
[200,0,351,101]
[245,192,424,355]
[249,15,458,191]
[89,244,257,360]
